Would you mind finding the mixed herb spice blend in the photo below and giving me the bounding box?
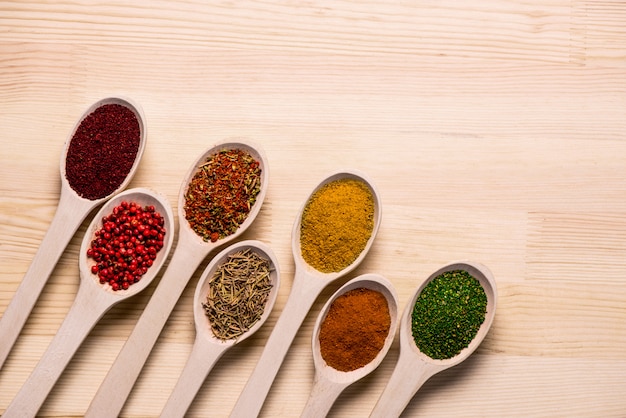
[184,149,261,243]
[411,269,488,360]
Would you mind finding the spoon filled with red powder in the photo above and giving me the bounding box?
[0,97,146,370]
[301,274,399,418]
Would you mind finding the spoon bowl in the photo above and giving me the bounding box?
[292,170,382,280]
[301,274,399,418]
[370,261,497,418]
[2,187,175,418]
[231,169,382,418]
[160,240,281,418]
[0,96,147,370]
[79,187,176,298]
[193,240,281,345]
[177,139,269,248]
[61,96,147,201]
[86,138,270,417]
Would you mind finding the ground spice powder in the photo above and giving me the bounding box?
[319,287,390,372]
[411,270,488,360]
[184,149,261,242]
[300,178,374,273]
[65,104,140,200]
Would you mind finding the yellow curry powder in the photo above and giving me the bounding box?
[300,178,375,273]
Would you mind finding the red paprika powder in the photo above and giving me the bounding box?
[319,288,391,372]
[65,103,140,200]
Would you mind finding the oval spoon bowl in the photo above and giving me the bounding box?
[177,137,270,248]
[193,239,281,345]
[312,273,399,383]
[79,187,176,298]
[403,261,497,366]
[60,96,148,202]
[291,169,382,281]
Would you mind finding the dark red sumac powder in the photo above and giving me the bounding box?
[65,103,140,200]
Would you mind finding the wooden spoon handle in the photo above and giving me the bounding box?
[2,282,107,418]
[85,236,206,418]
[300,375,346,418]
[370,352,436,418]
[0,189,94,370]
[230,272,324,418]
[160,336,226,418]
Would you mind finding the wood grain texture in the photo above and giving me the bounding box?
[1,1,625,417]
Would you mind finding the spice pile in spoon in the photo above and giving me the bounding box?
[299,178,375,273]
[184,149,262,243]
[87,201,166,291]
[202,248,273,340]
[65,104,140,200]
[411,270,488,359]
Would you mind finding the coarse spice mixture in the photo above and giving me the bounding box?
[319,287,390,372]
[202,249,273,340]
[300,178,375,273]
[411,270,488,360]
[184,149,261,242]
[65,104,140,200]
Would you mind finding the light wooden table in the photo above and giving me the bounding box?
[1,1,625,417]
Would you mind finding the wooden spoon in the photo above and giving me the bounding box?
[0,96,146,370]
[85,138,269,418]
[370,261,497,418]
[230,170,382,418]
[301,274,399,418]
[1,188,175,418]
[160,240,281,418]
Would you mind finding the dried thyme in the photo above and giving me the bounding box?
[411,270,487,359]
[202,249,273,340]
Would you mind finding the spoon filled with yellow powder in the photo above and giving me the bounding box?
[231,170,382,418]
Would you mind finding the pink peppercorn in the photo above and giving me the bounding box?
[87,201,166,291]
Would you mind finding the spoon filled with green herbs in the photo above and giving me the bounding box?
[370,261,497,418]
[160,240,281,418]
